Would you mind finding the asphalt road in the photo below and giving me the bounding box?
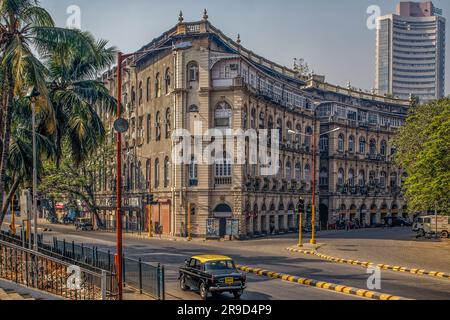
[19,222,450,301]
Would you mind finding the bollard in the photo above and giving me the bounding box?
[138,258,143,294]
[157,263,161,300]
[160,265,165,300]
[101,270,107,300]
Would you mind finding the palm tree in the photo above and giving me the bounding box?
[0,0,98,228]
[2,97,55,217]
[44,31,116,166]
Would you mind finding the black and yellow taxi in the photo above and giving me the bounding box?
[179,255,246,300]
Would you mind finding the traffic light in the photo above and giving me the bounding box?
[298,197,305,211]
[147,194,156,205]
[190,204,196,216]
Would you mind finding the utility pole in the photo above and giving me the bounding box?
[115,51,124,300]
[26,87,40,251]
[310,130,317,245]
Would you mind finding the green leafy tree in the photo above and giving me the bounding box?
[39,141,115,228]
[393,98,450,215]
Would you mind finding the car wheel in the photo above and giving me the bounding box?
[417,229,425,238]
[179,275,189,291]
[441,231,449,239]
[199,282,208,300]
[233,290,243,299]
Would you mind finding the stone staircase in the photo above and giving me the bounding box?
[0,287,36,300]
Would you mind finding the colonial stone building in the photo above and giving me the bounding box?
[94,12,410,239]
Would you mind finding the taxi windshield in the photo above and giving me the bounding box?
[204,260,236,272]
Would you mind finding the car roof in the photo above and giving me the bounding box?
[191,255,233,263]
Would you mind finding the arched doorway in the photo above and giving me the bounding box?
[319,204,329,229]
[370,204,377,225]
[380,204,388,221]
[360,204,367,227]
[392,204,399,217]
[349,204,357,220]
[213,203,232,237]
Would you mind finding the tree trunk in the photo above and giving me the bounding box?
[0,69,15,229]
[1,176,20,217]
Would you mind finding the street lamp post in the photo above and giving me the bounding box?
[26,87,40,251]
[114,41,192,300]
[288,126,341,245]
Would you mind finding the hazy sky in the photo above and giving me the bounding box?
[40,0,450,95]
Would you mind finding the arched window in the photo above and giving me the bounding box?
[359,137,366,154]
[338,134,345,152]
[137,161,142,189]
[380,171,386,188]
[305,127,313,151]
[348,169,355,186]
[155,111,161,141]
[319,135,329,152]
[146,114,151,143]
[138,81,143,105]
[189,156,198,186]
[295,162,301,181]
[164,157,170,188]
[277,159,283,178]
[155,73,161,98]
[358,170,365,187]
[349,135,355,153]
[154,159,160,188]
[285,161,292,180]
[295,124,301,144]
[319,167,328,186]
[380,140,387,156]
[214,101,232,128]
[146,77,151,101]
[131,86,136,107]
[164,68,171,94]
[188,105,199,113]
[369,171,376,186]
[250,108,256,128]
[277,118,283,142]
[259,112,266,129]
[130,162,134,190]
[337,168,344,186]
[145,159,151,189]
[304,164,311,185]
[165,108,171,139]
[369,139,377,156]
[187,61,199,83]
[390,172,398,188]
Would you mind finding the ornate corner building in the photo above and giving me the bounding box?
[95,12,411,239]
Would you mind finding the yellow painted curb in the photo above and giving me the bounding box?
[286,247,450,281]
[237,264,408,301]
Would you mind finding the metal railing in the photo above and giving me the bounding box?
[48,237,164,299]
[0,230,164,299]
[0,238,117,300]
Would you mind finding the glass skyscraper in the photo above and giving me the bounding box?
[375,1,446,102]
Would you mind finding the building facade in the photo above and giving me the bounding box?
[95,12,410,239]
[375,1,446,102]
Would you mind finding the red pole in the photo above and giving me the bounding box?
[116,52,123,300]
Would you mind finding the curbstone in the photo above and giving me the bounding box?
[237,264,408,301]
[286,247,450,280]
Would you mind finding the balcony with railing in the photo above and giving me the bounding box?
[215,176,232,186]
